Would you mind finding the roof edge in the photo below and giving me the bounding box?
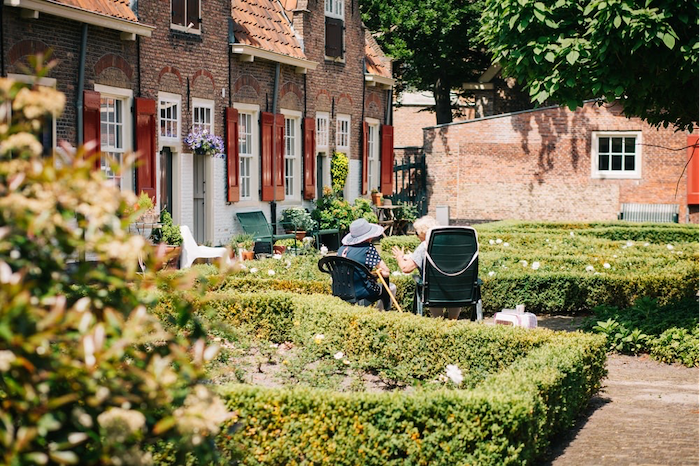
[5,0,154,36]
[230,43,318,72]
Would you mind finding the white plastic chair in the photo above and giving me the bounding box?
[179,225,230,269]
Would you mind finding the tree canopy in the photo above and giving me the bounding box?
[360,0,489,125]
[480,0,699,132]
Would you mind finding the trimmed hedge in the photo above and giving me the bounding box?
[151,291,607,465]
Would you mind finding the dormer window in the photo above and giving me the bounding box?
[172,0,200,33]
[325,0,344,59]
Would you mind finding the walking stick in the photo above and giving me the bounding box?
[374,270,403,312]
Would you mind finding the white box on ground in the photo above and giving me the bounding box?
[436,205,450,226]
[494,308,538,328]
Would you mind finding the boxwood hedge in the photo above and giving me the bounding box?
[151,291,607,465]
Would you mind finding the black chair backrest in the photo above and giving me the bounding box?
[422,226,480,308]
[318,255,375,304]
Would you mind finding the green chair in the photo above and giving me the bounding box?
[414,226,482,319]
[236,211,296,254]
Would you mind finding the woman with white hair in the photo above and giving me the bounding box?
[392,215,461,320]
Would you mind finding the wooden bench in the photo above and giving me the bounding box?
[618,203,679,223]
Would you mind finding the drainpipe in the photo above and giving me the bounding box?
[76,23,88,146]
[1,6,5,76]
[270,62,280,225]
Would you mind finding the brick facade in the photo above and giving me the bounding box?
[423,102,696,224]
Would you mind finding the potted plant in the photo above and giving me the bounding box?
[230,233,255,260]
[184,129,225,158]
[273,239,289,255]
[280,207,316,240]
[150,210,183,268]
[132,192,159,224]
[371,188,382,206]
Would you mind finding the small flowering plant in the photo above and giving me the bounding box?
[184,129,225,158]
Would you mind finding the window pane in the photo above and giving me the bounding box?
[624,137,635,154]
[624,155,635,171]
[598,137,609,153]
[611,137,622,153]
[611,154,622,170]
[598,153,609,171]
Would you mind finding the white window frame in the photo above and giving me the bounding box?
[316,112,329,154]
[170,0,201,34]
[8,74,57,157]
[324,0,344,19]
[336,114,350,155]
[95,84,133,191]
[591,131,642,179]
[366,119,379,191]
[159,92,181,147]
[282,109,302,200]
[192,98,214,134]
[234,103,259,202]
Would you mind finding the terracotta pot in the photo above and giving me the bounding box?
[372,192,382,206]
[241,250,255,261]
[160,245,181,270]
[273,245,287,255]
[295,231,307,241]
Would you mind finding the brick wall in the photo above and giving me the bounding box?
[423,102,695,224]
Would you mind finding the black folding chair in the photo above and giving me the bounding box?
[414,226,482,319]
[318,255,378,306]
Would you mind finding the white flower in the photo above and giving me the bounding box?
[320,245,329,255]
[613,255,618,258]
[585,265,595,272]
[268,269,275,276]
[643,242,650,247]
[284,260,292,269]
[488,271,495,277]
[239,264,247,270]
[249,267,258,274]
[570,232,575,236]
[0,350,16,371]
[496,238,503,244]
[270,343,279,348]
[334,351,344,360]
[626,241,634,247]
[445,365,463,386]
[545,238,550,243]
[392,271,402,276]
[666,244,674,250]
[520,260,528,267]
[622,245,628,249]
[313,334,325,344]
[272,254,282,260]
[503,242,510,247]
[489,239,495,245]
[603,263,611,269]
[531,262,540,270]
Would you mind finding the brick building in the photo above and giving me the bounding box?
[423,101,699,224]
[2,0,395,246]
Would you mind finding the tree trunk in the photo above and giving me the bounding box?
[434,77,453,125]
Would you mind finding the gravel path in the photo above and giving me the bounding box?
[529,316,700,465]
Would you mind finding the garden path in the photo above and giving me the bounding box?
[530,316,700,465]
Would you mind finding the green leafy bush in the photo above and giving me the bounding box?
[331,151,349,193]
[151,209,183,246]
[280,206,316,231]
[0,68,232,464]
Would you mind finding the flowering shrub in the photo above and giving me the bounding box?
[184,129,225,158]
[0,64,233,464]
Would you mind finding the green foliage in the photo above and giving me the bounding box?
[230,232,254,251]
[393,201,418,222]
[331,152,349,193]
[280,206,316,231]
[151,210,183,246]
[360,0,490,124]
[312,188,356,232]
[136,191,154,210]
[0,69,232,464]
[353,197,378,223]
[479,0,699,131]
[150,291,606,465]
[582,298,699,366]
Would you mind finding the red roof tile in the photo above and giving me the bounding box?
[365,31,391,79]
[53,0,139,23]
[232,0,306,60]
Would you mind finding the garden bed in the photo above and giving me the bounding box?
[151,291,607,465]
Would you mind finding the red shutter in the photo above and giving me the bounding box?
[172,0,185,26]
[134,98,157,201]
[82,90,101,170]
[688,134,699,205]
[380,124,394,195]
[187,0,200,29]
[303,117,316,200]
[361,121,368,195]
[275,113,285,200]
[226,107,240,202]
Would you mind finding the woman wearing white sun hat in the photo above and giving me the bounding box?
[337,218,394,310]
